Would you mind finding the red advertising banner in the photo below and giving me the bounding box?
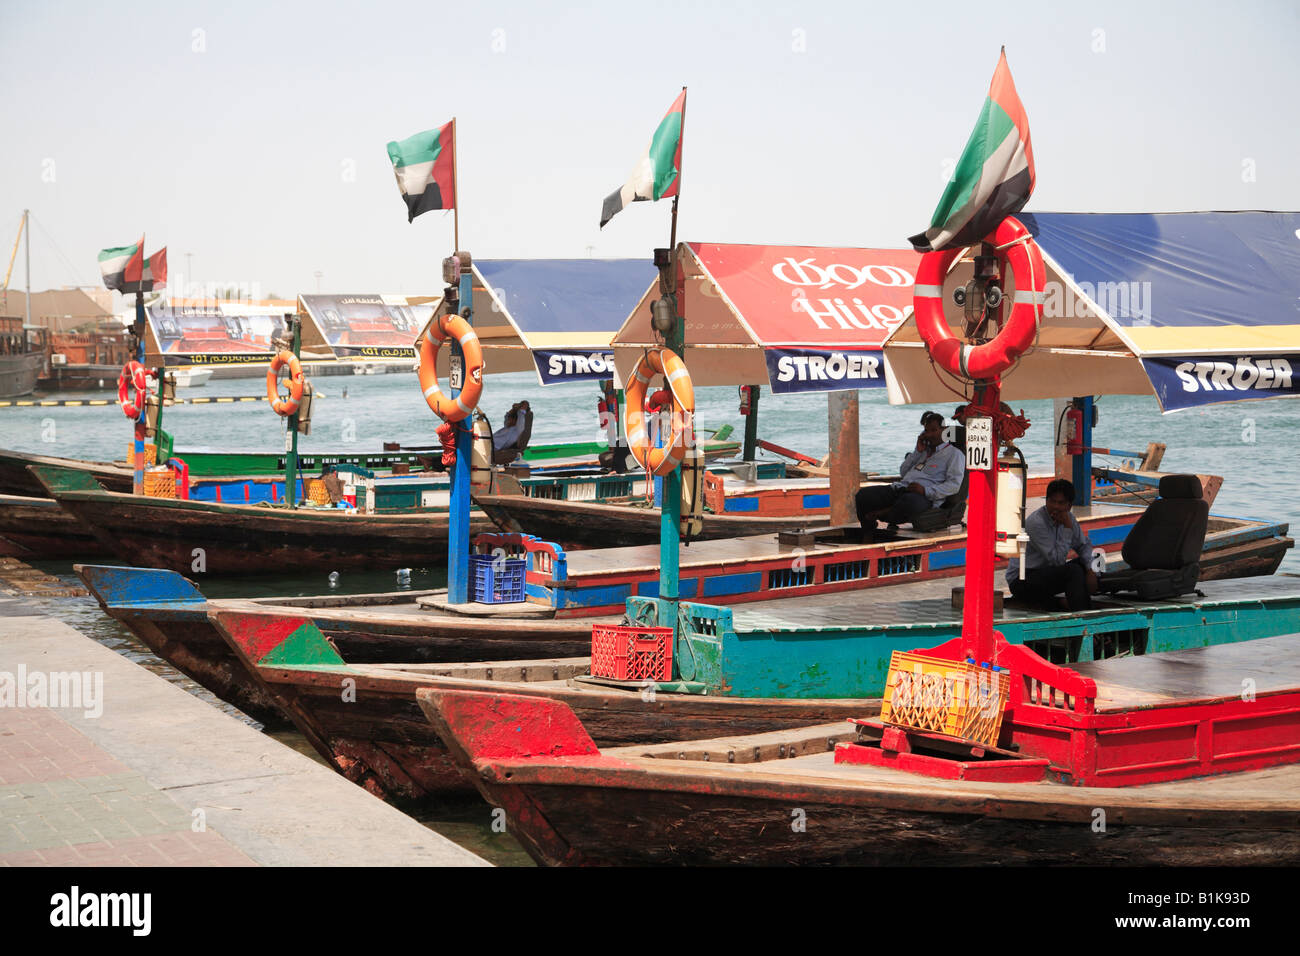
[689,242,921,347]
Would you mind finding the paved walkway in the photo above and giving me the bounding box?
[0,599,487,866]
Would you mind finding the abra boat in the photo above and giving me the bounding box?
[196,572,1300,803]
[419,637,1300,866]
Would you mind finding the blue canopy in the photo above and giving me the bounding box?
[474,259,656,385]
[885,211,1300,411]
[1024,211,1300,410]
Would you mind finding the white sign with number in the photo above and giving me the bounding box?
[449,353,464,390]
[966,416,993,471]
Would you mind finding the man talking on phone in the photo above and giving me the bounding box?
[1006,477,1099,611]
[854,411,964,542]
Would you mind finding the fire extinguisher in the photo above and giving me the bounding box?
[1063,403,1084,456]
[739,385,753,416]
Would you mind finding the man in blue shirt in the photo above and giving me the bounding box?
[855,411,965,542]
[1006,477,1098,611]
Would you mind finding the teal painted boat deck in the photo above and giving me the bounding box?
[636,574,1300,699]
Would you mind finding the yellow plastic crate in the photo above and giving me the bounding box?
[880,650,1010,748]
[306,478,331,505]
[126,443,157,467]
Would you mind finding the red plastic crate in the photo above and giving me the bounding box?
[590,625,674,682]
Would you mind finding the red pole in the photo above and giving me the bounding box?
[961,379,999,664]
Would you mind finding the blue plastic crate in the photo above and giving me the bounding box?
[469,554,526,604]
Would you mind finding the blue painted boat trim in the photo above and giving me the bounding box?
[701,572,763,598]
[75,565,205,607]
[723,497,759,513]
[801,494,830,509]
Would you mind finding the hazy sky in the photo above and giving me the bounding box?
[2,0,1297,303]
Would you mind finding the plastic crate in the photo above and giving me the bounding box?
[126,443,157,467]
[143,466,177,498]
[590,624,674,682]
[879,650,1009,747]
[469,554,526,604]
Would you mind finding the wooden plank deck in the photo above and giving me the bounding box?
[558,497,1143,577]
[1073,632,1300,711]
[726,572,1300,633]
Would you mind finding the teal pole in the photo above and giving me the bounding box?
[447,266,473,604]
[659,289,683,603]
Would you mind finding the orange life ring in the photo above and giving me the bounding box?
[625,348,695,477]
[117,360,151,420]
[911,216,1045,380]
[418,313,484,422]
[266,351,305,416]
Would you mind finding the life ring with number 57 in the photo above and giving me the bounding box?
[418,313,484,422]
[911,215,1045,380]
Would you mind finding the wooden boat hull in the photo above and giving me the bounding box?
[75,564,599,726]
[0,352,43,399]
[208,607,878,802]
[36,458,494,574]
[476,492,861,547]
[0,494,111,558]
[418,688,1300,866]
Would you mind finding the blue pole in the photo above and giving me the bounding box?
[1072,395,1093,505]
[447,268,473,604]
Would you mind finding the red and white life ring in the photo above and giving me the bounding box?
[117,361,150,420]
[912,216,1044,380]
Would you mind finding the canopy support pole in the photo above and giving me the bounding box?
[827,389,859,526]
[742,385,759,462]
[1072,395,1093,505]
[447,264,474,605]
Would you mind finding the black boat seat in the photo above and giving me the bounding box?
[492,402,533,465]
[1098,474,1208,600]
[906,471,970,533]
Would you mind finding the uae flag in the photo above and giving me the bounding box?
[387,120,456,222]
[600,89,685,228]
[98,238,142,292]
[123,246,167,294]
[909,50,1036,253]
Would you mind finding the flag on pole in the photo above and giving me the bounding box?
[909,50,1036,253]
[387,120,456,222]
[98,237,143,292]
[600,90,686,228]
[127,246,167,293]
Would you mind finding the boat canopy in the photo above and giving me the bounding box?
[472,259,657,385]
[611,242,919,393]
[883,211,1300,411]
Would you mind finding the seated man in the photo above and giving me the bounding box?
[1006,477,1099,611]
[491,401,533,464]
[854,411,964,541]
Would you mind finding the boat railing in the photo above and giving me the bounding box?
[473,531,568,582]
